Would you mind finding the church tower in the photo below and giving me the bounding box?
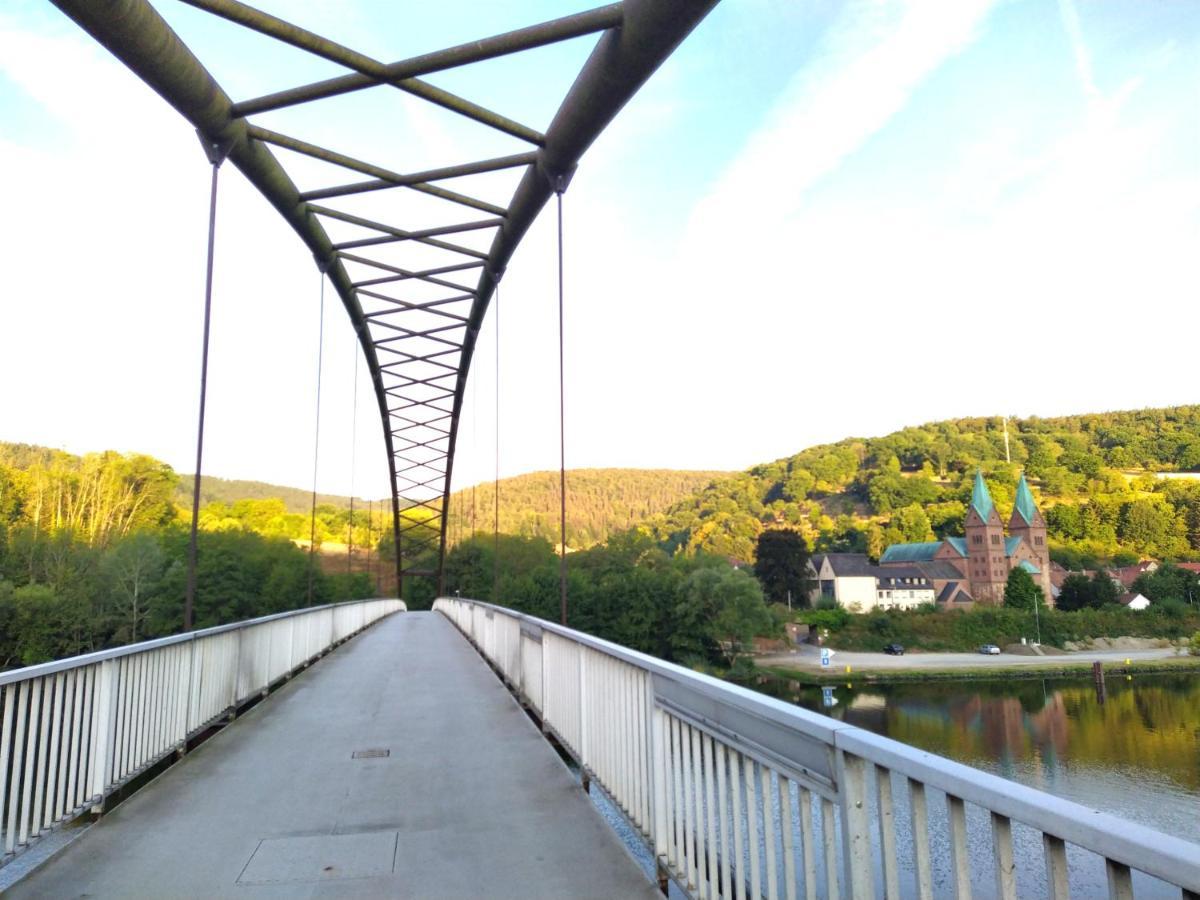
[1009,472,1052,600]
[964,471,1006,604]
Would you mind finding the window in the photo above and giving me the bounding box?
[972,534,983,545]
[991,534,1001,545]
[1036,535,1044,546]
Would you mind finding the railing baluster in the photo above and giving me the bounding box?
[876,765,899,899]
[0,683,15,853]
[798,787,817,900]
[1043,834,1069,900]
[946,793,972,900]
[717,742,733,900]
[704,734,719,900]
[745,755,761,900]
[1104,858,1133,900]
[991,812,1017,900]
[781,777,797,900]
[820,797,840,900]
[908,779,933,900]
[19,677,42,846]
[762,765,779,900]
[671,715,684,877]
[43,672,64,832]
[55,669,75,820]
[69,666,89,811]
[690,724,705,896]
[730,749,747,900]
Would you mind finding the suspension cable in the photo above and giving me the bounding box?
[348,333,359,578]
[555,185,568,627]
[472,356,478,541]
[185,145,227,632]
[492,283,501,605]
[307,270,326,606]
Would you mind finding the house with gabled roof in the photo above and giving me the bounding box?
[880,471,1053,606]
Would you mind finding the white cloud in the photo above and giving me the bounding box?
[685,0,998,246]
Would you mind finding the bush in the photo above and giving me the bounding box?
[1190,632,1200,657]
[818,604,1200,652]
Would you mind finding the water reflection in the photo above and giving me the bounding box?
[755,673,1200,840]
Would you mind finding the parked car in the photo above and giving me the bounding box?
[883,643,904,656]
[978,644,1001,655]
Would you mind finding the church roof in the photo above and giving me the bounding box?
[1013,473,1038,524]
[1019,559,1041,575]
[945,537,968,556]
[970,470,995,521]
[1005,535,1023,556]
[880,542,942,563]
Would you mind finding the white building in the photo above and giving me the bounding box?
[810,554,935,613]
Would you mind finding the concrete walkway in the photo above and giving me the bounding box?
[10,612,659,899]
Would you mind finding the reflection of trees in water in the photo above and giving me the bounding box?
[753,674,1200,791]
[866,676,1200,792]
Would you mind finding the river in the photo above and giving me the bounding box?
[752,672,1200,841]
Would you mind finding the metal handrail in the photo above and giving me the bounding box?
[1,599,394,685]
[435,596,1200,899]
[0,597,404,863]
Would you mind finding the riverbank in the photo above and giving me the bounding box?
[755,649,1200,685]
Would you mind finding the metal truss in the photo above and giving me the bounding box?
[53,0,718,591]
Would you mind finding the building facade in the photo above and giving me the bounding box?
[809,553,935,612]
[880,472,1053,606]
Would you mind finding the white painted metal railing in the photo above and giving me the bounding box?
[0,597,403,864]
[435,597,1200,900]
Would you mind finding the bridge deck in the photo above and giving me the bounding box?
[10,612,658,899]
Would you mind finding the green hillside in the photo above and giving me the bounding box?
[173,473,367,515]
[642,406,1200,568]
[444,468,730,549]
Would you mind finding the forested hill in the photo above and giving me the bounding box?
[173,474,363,514]
[642,406,1200,567]
[444,469,730,549]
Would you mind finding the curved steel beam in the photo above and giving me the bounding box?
[50,0,719,593]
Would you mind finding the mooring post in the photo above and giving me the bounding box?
[1093,660,1106,704]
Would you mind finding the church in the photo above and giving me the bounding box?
[879,472,1053,606]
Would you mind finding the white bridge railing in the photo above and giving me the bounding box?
[0,597,403,864]
[435,597,1200,900]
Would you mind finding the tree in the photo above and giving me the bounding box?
[1003,566,1044,610]
[1088,570,1120,608]
[1056,573,1093,612]
[102,532,164,642]
[673,566,772,664]
[891,504,935,543]
[752,529,812,607]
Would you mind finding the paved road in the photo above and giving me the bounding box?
[758,644,1177,672]
[10,612,659,899]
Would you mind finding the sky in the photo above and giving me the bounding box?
[1,0,1197,504]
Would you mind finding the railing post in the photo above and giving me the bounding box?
[647,678,670,894]
[88,659,118,814]
[230,627,243,717]
[578,646,588,768]
[836,749,873,899]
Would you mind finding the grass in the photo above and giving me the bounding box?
[756,655,1200,685]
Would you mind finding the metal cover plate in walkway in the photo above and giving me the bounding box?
[238,831,399,885]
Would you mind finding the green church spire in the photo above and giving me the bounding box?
[1013,472,1037,525]
[970,470,994,521]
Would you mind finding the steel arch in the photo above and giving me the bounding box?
[52,0,719,592]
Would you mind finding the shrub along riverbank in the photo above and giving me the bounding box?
[756,656,1200,686]
[794,605,1200,654]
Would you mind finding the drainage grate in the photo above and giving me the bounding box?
[351,749,390,759]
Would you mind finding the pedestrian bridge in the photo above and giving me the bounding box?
[1,601,1198,898]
